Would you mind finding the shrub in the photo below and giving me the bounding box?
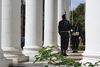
[70,45,85,50]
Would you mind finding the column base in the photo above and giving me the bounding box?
[57,44,61,49]
[80,51,100,64]
[23,46,41,61]
[2,47,29,64]
[6,56,29,64]
[0,61,8,67]
[23,49,39,61]
[0,58,12,67]
[0,49,13,65]
[7,59,13,65]
[4,56,29,64]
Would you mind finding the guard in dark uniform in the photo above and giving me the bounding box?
[71,20,81,53]
[58,14,71,56]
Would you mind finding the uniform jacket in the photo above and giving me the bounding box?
[71,24,81,36]
[58,20,71,35]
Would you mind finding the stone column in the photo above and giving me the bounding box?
[23,0,43,61]
[58,0,71,51]
[64,0,71,51]
[64,0,70,20]
[0,0,12,66]
[80,0,100,64]
[1,0,29,64]
[58,0,65,50]
[44,0,58,50]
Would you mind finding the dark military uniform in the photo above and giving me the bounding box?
[58,19,71,55]
[71,24,81,53]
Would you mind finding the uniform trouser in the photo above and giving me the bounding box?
[61,32,69,51]
[72,36,79,50]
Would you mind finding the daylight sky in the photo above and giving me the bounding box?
[71,0,85,10]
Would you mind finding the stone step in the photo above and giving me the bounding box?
[10,51,83,67]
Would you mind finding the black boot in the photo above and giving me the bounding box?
[63,51,68,56]
[72,49,76,53]
[75,49,78,53]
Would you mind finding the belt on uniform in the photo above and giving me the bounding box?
[60,31,69,32]
[72,32,79,36]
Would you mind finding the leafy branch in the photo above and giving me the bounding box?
[33,45,82,67]
[33,45,100,67]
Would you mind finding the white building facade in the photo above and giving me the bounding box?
[0,0,99,67]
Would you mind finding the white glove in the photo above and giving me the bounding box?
[79,37,81,40]
[71,29,73,32]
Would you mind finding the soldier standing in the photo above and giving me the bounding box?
[71,20,81,53]
[58,14,71,56]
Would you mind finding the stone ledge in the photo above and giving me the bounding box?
[0,60,9,67]
[7,56,29,64]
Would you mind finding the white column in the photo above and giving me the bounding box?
[64,0,71,51]
[23,0,43,61]
[0,0,12,67]
[44,0,58,50]
[58,0,71,51]
[80,0,100,64]
[2,0,29,64]
[58,0,65,50]
[64,0,70,20]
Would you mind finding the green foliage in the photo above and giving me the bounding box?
[33,45,82,67]
[44,66,48,67]
[83,61,100,67]
[70,45,85,50]
[33,45,100,67]
[78,45,85,50]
